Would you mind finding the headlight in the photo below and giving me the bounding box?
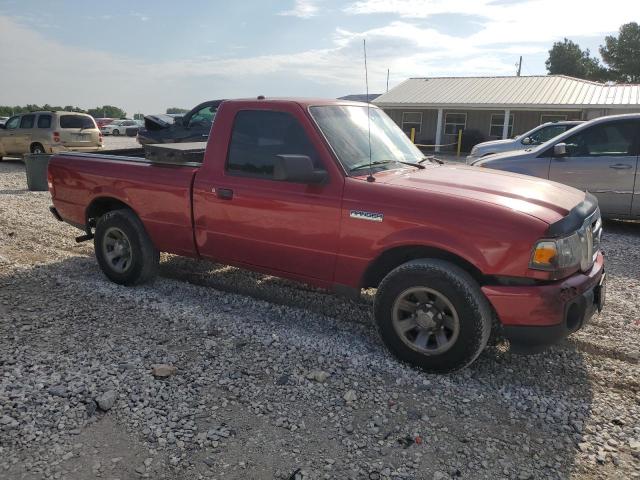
[530,233,583,271]
[530,215,597,274]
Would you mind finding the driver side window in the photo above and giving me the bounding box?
[188,106,216,128]
[5,116,20,130]
[564,122,636,157]
[529,125,565,145]
[226,110,320,179]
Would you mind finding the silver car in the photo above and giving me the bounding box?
[466,120,583,162]
[471,113,640,219]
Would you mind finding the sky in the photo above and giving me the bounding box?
[0,0,635,116]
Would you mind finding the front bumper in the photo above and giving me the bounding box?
[482,252,605,353]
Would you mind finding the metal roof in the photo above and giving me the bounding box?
[373,75,640,109]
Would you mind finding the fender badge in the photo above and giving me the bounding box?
[350,210,383,222]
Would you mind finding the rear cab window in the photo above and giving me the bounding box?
[37,114,52,129]
[226,110,320,179]
[19,114,35,129]
[60,115,96,129]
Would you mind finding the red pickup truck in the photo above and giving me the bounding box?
[48,98,605,372]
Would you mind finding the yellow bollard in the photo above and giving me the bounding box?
[410,127,416,143]
[457,129,463,157]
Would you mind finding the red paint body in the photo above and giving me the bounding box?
[49,98,604,331]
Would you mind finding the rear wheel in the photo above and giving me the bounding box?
[94,209,159,285]
[374,259,491,373]
[30,143,45,154]
[112,129,120,136]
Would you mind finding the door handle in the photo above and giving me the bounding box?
[216,187,233,200]
[609,163,632,170]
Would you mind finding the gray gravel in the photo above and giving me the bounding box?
[1,159,639,479]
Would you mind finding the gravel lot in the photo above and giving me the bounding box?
[0,158,639,480]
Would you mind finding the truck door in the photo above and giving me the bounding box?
[15,114,36,153]
[193,105,343,284]
[549,120,639,217]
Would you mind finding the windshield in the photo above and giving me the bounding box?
[309,105,423,173]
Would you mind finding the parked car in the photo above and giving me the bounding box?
[94,118,115,129]
[48,98,605,373]
[0,116,8,126]
[470,113,640,219]
[467,120,583,162]
[137,100,223,145]
[101,119,139,136]
[0,111,102,160]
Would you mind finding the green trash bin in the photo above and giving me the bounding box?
[24,154,51,192]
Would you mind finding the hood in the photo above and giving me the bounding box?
[374,164,585,226]
[474,138,515,150]
[144,114,179,130]
[471,147,535,165]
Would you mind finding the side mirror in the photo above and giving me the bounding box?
[274,155,327,184]
[521,137,531,145]
[553,143,567,156]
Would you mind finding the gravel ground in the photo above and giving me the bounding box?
[0,159,639,480]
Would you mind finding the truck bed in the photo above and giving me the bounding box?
[61,142,207,167]
[49,145,203,257]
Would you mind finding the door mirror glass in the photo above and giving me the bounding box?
[553,143,567,156]
[521,137,532,145]
[274,155,327,183]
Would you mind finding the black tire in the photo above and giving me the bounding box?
[94,208,159,285]
[112,129,120,136]
[374,259,491,373]
[31,143,45,154]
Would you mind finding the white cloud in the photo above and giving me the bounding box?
[278,0,320,18]
[345,0,632,44]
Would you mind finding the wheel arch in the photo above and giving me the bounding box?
[86,196,138,227]
[30,142,45,152]
[361,245,486,289]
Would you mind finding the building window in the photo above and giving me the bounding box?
[490,113,514,138]
[444,113,466,135]
[401,112,422,134]
[540,114,567,123]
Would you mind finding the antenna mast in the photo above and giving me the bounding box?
[516,56,522,76]
[364,39,374,182]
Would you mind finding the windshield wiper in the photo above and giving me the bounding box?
[350,159,424,172]
[418,155,444,165]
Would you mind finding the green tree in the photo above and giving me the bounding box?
[600,22,640,83]
[87,105,127,119]
[545,38,608,81]
[166,107,189,114]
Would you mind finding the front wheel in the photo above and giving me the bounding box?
[94,209,159,285]
[374,259,491,373]
[112,129,120,136]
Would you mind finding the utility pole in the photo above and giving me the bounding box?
[516,56,522,76]
[386,68,390,92]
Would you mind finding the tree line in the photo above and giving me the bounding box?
[546,22,640,83]
[0,104,128,119]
